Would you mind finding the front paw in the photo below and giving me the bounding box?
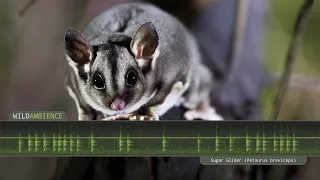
[184,107,224,121]
[100,114,156,121]
[128,115,156,121]
[100,114,132,120]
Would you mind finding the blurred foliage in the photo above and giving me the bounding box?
[262,0,320,120]
[0,1,15,96]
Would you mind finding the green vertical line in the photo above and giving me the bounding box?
[34,133,37,152]
[46,133,49,152]
[57,126,60,152]
[246,126,250,152]
[18,133,22,153]
[280,126,284,153]
[55,133,59,152]
[76,125,80,152]
[53,134,56,152]
[88,133,91,152]
[286,126,290,152]
[119,126,121,151]
[58,132,61,152]
[197,125,200,153]
[91,126,95,153]
[28,133,33,152]
[63,127,66,152]
[28,128,32,152]
[273,125,278,152]
[162,127,166,152]
[70,133,73,152]
[43,133,46,152]
[262,126,266,152]
[36,133,40,152]
[90,133,94,153]
[126,133,129,152]
[293,126,297,153]
[256,126,260,152]
[215,126,219,152]
[58,126,61,153]
[119,126,123,152]
[197,133,200,152]
[63,132,67,152]
[229,126,233,152]
[28,134,30,152]
[76,134,80,152]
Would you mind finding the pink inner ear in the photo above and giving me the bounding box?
[136,45,144,59]
[74,50,83,59]
[136,42,156,60]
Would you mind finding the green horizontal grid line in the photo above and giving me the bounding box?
[0,136,314,139]
[0,141,311,155]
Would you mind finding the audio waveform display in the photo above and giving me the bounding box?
[0,121,318,156]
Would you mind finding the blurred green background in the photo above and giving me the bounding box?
[263,0,320,120]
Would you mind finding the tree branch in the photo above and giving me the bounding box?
[271,73,320,92]
[270,0,314,120]
[226,0,249,71]
[18,0,38,17]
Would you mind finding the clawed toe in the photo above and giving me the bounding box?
[101,114,131,120]
[100,114,156,121]
[129,115,156,121]
[100,116,116,120]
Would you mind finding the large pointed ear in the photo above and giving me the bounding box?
[130,22,159,68]
[64,28,93,66]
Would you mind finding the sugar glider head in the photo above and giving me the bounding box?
[64,22,160,116]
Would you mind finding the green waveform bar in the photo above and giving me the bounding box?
[0,121,318,156]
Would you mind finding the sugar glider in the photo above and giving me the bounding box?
[64,2,223,121]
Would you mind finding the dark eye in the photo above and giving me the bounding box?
[92,73,105,90]
[125,69,138,86]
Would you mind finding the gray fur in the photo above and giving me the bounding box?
[64,2,215,120]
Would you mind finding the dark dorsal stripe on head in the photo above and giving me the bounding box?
[108,45,119,94]
[91,44,111,66]
[92,44,111,51]
[92,43,119,94]
[90,40,137,94]
[91,34,134,60]
[108,35,135,58]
